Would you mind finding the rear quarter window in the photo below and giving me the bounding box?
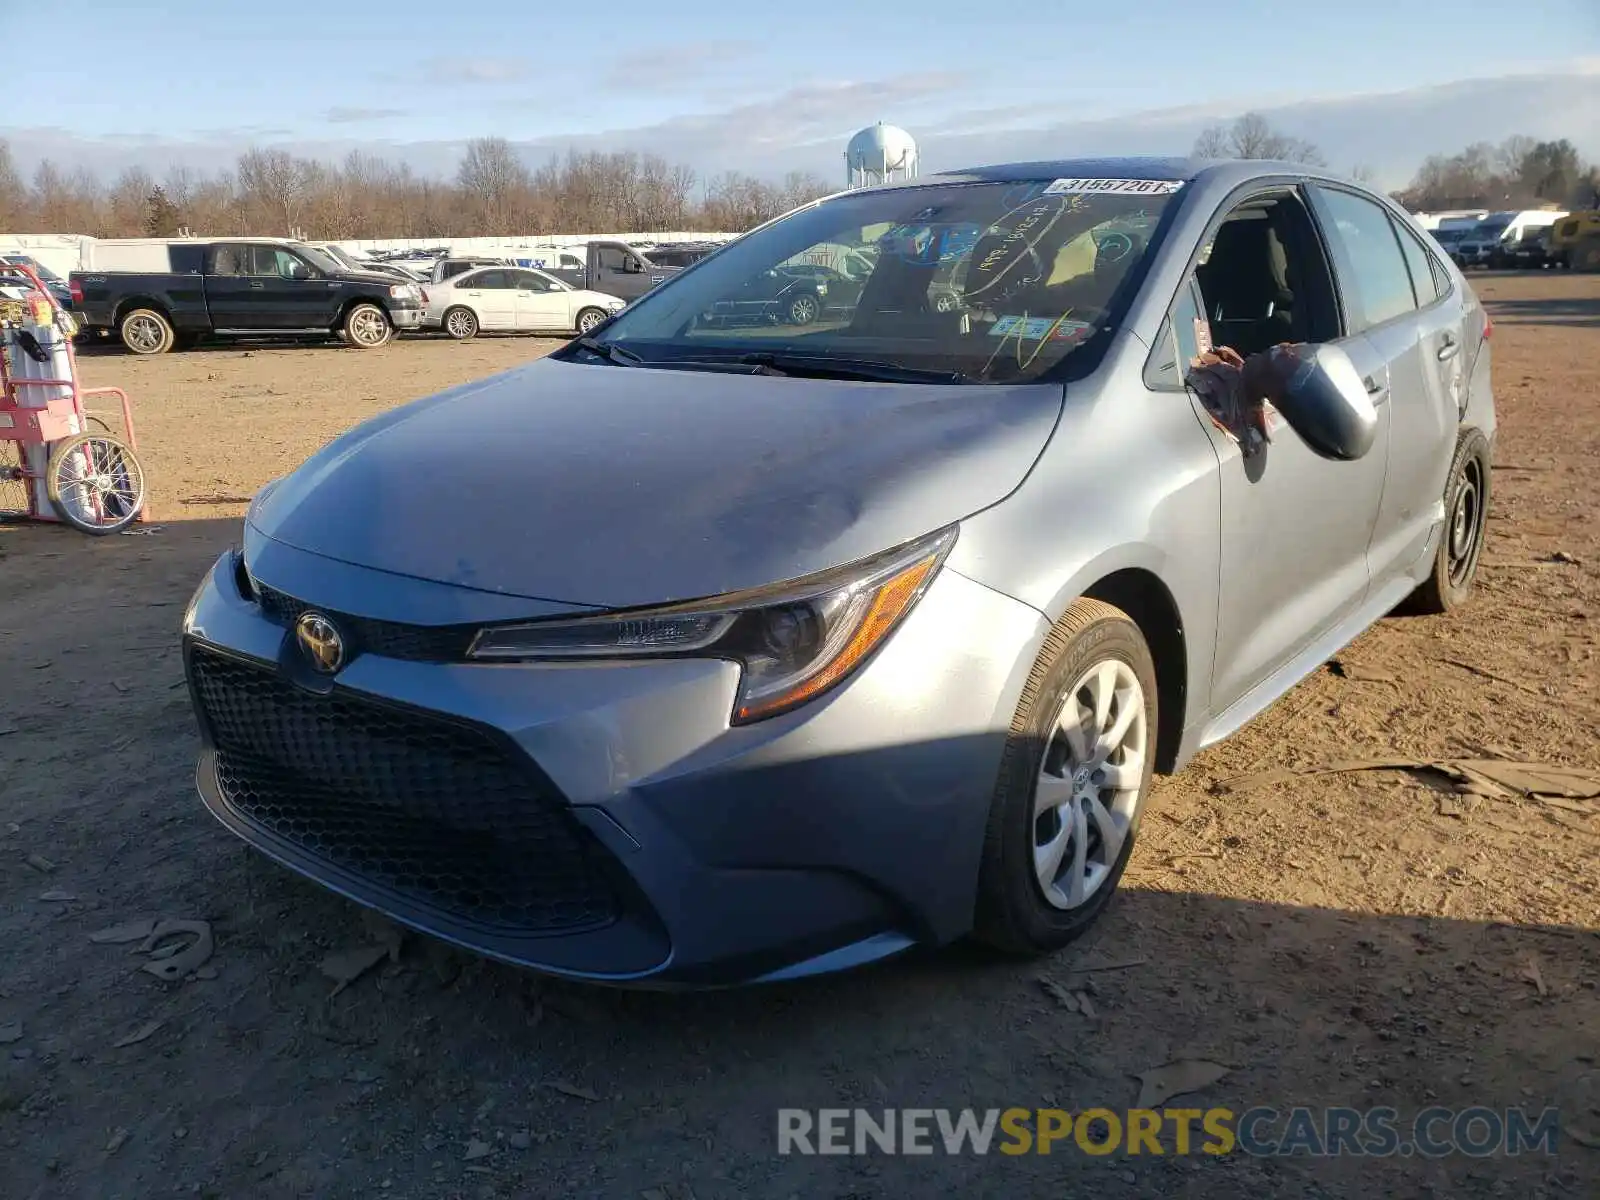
[171,244,206,274]
[1392,219,1445,306]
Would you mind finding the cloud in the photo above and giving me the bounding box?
[9,63,1598,194]
[326,106,407,124]
[412,56,528,86]
[601,39,757,91]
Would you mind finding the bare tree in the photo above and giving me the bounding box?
[237,148,308,233]
[1191,112,1325,165]
[457,137,529,231]
[13,126,1588,241]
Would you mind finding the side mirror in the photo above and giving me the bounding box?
[1270,343,1379,461]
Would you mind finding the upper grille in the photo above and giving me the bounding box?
[190,647,619,934]
[254,582,476,662]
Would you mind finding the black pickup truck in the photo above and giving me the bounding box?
[69,239,425,354]
[536,240,691,301]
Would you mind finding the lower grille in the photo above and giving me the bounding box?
[189,647,618,933]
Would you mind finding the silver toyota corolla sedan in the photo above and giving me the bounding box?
[182,157,1495,986]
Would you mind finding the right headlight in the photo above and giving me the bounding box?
[467,526,957,724]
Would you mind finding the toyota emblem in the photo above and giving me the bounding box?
[294,611,345,674]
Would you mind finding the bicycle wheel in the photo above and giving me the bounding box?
[0,439,32,518]
[45,433,146,535]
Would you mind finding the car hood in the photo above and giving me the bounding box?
[247,357,1063,609]
[338,269,414,286]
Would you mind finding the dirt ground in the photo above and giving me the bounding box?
[1,278,1596,1200]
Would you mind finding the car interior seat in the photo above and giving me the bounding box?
[1197,216,1297,355]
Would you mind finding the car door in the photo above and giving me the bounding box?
[240,245,336,328]
[201,243,259,327]
[1166,186,1392,713]
[454,270,515,330]
[1307,185,1455,588]
[508,270,572,332]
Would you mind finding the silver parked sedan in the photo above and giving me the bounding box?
[182,157,1494,986]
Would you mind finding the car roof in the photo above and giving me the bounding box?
[902,155,1357,192]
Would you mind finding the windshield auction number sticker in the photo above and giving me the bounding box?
[1042,178,1185,196]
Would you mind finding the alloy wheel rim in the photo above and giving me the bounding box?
[1032,659,1148,910]
[126,315,162,352]
[351,309,387,345]
[791,296,817,322]
[447,310,474,338]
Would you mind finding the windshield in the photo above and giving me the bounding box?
[298,245,344,274]
[320,245,359,269]
[591,179,1181,383]
[1472,218,1511,239]
[1432,228,1468,244]
[3,255,63,283]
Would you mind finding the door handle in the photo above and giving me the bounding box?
[1437,336,1459,362]
[249,280,265,289]
[1363,375,1390,405]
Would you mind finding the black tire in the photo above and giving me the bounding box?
[786,291,820,325]
[442,306,479,340]
[973,598,1159,955]
[45,433,145,535]
[343,302,392,348]
[574,307,609,335]
[119,307,174,355]
[1400,427,1491,615]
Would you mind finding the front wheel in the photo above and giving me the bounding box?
[1400,428,1491,615]
[974,598,1158,954]
[574,307,609,335]
[45,433,146,535]
[786,292,820,325]
[343,303,392,348]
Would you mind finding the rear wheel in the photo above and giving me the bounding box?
[119,308,174,355]
[343,302,392,348]
[443,306,479,340]
[1400,428,1491,615]
[974,598,1158,954]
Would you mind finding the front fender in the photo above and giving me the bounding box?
[944,342,1224,737]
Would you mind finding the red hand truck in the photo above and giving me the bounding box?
[0,262,147,534]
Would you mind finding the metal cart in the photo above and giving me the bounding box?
[0,262,147,534]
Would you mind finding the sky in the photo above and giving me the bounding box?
[12,0,1600,190]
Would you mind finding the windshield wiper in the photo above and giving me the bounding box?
[734,353,969,384]
[575,337,642,367]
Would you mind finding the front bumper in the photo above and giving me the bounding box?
[181,535,1046,986]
